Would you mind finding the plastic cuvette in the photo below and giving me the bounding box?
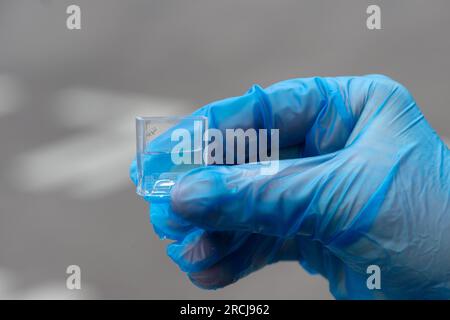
[135,115,207,199]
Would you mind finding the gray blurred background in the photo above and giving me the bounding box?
[0,0,449,299]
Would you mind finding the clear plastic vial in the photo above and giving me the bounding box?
[135,115,207,200]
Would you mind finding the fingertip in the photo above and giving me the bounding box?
[187,273,221,290]
[184,234,284,290]
[188,265,237,290]
[167,229,210,273]
[167,230,248,274]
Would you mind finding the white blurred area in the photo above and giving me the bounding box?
[0,0,449,299]
[0,267,97,299]
[9,88,192,198]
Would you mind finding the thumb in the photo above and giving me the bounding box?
[171,153,339,238]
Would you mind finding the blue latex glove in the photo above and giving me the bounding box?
[130,75,449,299]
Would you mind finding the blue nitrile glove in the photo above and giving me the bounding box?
[130,75,449,299]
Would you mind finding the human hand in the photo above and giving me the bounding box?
[130,75,449,299]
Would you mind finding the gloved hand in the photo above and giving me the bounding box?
[130,75,449,299]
